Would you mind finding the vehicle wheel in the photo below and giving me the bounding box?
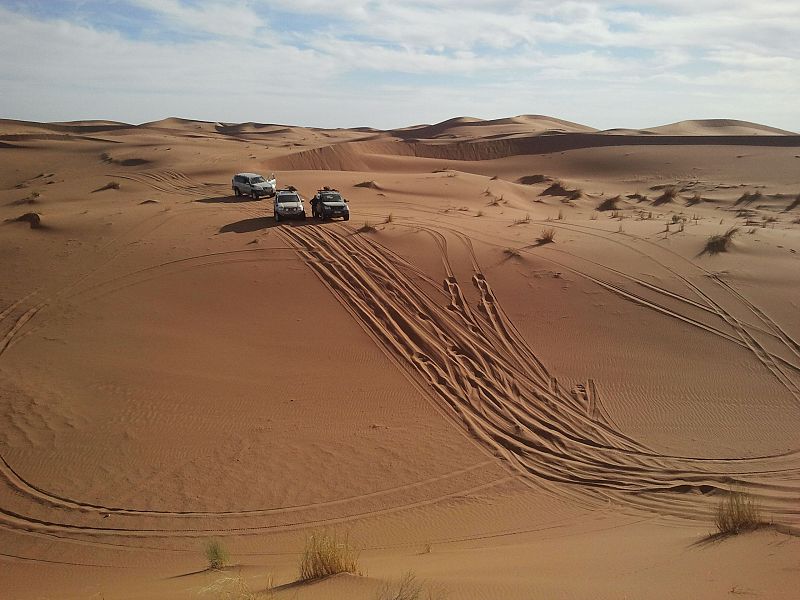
[344,215,350,221]
[251,190,258,200]
[233,187,240,197]
[275,213,280,222]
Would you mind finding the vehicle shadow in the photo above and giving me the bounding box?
[195,195,264,204]
[219,217,315,234]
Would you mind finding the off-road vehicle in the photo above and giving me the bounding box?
[311,188,350,221]
[273,189,306,221]
[232,173,276,198]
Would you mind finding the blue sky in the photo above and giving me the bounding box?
[0,1,798,130]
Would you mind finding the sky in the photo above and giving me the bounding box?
[0,1,798,130]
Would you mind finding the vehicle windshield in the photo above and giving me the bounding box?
[321,193,342,202]
[250,176,266,184]
[278,195,300,203]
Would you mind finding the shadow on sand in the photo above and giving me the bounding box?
[195,195,264,204]
[219,216,314,234]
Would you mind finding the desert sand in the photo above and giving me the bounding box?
[1,115,799,599]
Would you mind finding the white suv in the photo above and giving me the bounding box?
[273,189,306,222]
[232,172,276,198]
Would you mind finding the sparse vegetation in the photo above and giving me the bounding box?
[503,247,521,258]
[93,181,121,193]
[384,213,394,224]
[715,490,763,535]
[357,222,377,233]
[540,181,581,200]
[298,530,360,581]
[652,187,677,206]
[597,196,620,212]
[702,227,739,255]
[375,571,446,600]
[205,539,230,571]
[538,228,556,244]
[736,190,763,206]
[627,192,648,203]
[513,213,531,225]
[686,193,704,206]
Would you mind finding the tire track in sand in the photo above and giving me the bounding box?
[278,224,800,523]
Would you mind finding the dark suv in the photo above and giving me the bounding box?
[310,188,350,221]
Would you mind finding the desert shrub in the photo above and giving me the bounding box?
[375,571,446,600]
[703,227,739,255]
[736,190,763,205]
[597,196,620,212]
[357,222,377,233]
[503,247,521,258]
[205,539,229,571]
[715,490,762,535]
[384,213,394,224]
[93,181,121,193]
[538,228,556,244]
[652,187,677,206]
[299,530,360,581]
[686,193,703,206]
[513,213,531,225]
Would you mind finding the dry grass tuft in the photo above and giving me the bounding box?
[375,571,447,600]
[735,190,763,206]
[503,247,521,258]
[702,227,739,255]
[205,539,229,571]
[597,196,620,212]
[686,193,704,206]
[715,490,762,535]
[513,213,531,225]
[540,181,580,200]
[383,213,394,224]
[538,228,556,244]
[652,187,677,206]
[93,181,121,193]
[299,530,360,581]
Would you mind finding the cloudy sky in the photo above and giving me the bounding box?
[0,1,797,130]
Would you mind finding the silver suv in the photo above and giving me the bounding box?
[232,172,276,198]
[273,189,306,222]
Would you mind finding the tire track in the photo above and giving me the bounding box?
[278,224,800,522]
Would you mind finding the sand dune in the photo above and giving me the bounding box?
[1,114,799,599]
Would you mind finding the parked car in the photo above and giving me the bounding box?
[273,189,306,221]
[232,172,276,198]
[311,188,350,221]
